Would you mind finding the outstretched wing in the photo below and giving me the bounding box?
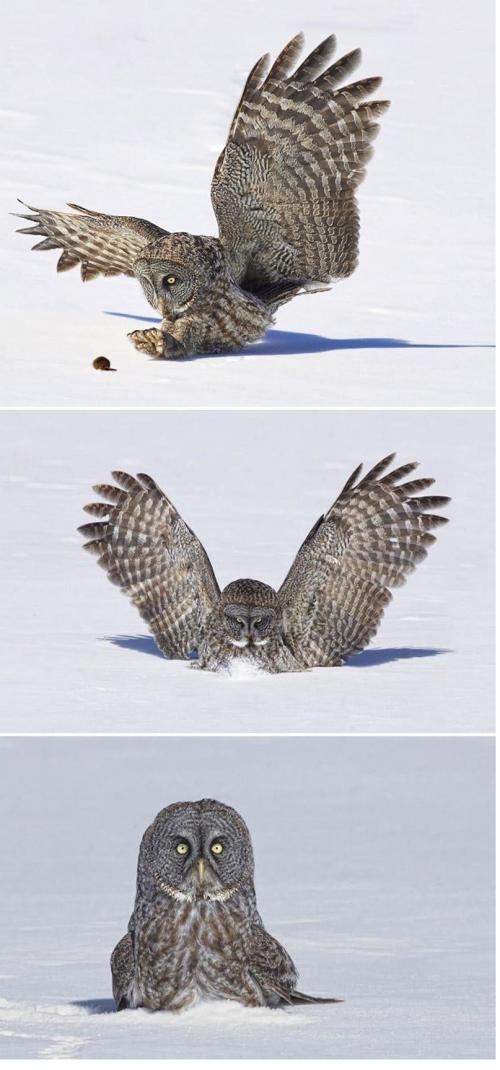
[78,472,220,659]
[13,201,167,281]
[211,33,389,292]
[279,455,450,667]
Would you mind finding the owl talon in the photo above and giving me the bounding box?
[127,328,187,360]
[16,35,391,363]
[127,328,166,358]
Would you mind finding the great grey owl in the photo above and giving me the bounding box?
[14,32,389,359]
[111,798,340,1010]
[78,454,449,673]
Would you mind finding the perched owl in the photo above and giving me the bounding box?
[111,798,340,1010]
[78,454,449,673]
[14,32,389,359]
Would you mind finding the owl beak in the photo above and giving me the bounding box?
[197,858,206,882]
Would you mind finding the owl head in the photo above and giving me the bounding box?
[138,798,254,903]
[134,233,228,318]
[221,579,282,648]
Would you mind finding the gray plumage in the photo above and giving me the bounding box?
[111,799,341,1010]
[78,454,450,673]
[14,32,389,359]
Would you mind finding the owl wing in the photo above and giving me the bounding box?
[111,933,134,1010]
[278,455,450,667]
[248,924,298,1003]
[211,34,389,295]
[78,471,220,659]
[13,200,167,280]
[249,925,342,1005]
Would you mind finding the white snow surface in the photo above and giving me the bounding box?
[0,736,494,1059]
[0,409,494,734]
[0,0,494,407]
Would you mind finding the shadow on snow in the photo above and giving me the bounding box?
[347,646,449,667]
[104,634,165,658]
[103,313,493,358]
[71,998,116,1016]
[105,634,449,667]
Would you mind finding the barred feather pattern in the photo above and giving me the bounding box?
[14,33,390,358]
[200,580,303,673]
[134,233,274,355]
[212,32,390,287]
[111,799,339,1011]
[78,472,220,659]
[279,453,450,667]
[14,201,167,281]
[78,456,448,672]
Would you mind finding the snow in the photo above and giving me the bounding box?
[0,736,494,1059]
[1,0,494,407]
[0,409,494,734]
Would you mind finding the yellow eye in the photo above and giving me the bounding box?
[254,618,262,625]
[175,842,189,855]
[211,842,223,856]
[166,275,177,285]
[236,617,245,625]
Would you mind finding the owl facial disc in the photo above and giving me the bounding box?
[154,859,240,904]
[223,603,277,647]
[145,800,253,905]
[135,257,195,316]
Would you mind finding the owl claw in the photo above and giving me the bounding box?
[127,328,167,358]
[127,327,187,360]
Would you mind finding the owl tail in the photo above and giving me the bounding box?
[289,988,344,1005]
[260,974,343,1007]
[251,278,330,312]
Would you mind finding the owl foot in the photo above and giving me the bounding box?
[127,328,186,360]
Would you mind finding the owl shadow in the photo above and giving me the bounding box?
[239,332,482,358]
[71,998,115,1015]
[104,634,166,658]
[347,646,449,667]
[104,314,488,359]
[105,635,449,667]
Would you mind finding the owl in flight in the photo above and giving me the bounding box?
[78,454,449,673]
[15,32,389,359]
[111,798,340,1010]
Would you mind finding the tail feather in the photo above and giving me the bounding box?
[289,989,344,1005]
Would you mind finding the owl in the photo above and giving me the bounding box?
[111,798,340,1011]
[78,454,449,673]
[14,32,389,359]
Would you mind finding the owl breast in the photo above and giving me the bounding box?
[198,624,301,671]
[131,897,263,1010]
[198,636,302,674]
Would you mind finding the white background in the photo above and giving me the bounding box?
[1,0,494,406]
[0,736,494,1059]
[0,409,494,734]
